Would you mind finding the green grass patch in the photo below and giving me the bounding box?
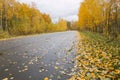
[81,31,120,47]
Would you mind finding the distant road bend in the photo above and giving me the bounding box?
[0,31,79,80]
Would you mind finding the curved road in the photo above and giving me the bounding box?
[0,31,79,80]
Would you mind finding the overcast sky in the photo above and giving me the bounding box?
[18,0,83,22]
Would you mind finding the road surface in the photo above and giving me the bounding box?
[0,31,79,80]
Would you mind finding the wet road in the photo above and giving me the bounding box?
[0,31,79,80]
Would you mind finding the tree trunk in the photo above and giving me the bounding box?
[4,0,8,31]
[0,8,2,29]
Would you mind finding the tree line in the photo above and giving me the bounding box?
[0,0,67,36]
[78,0,120,38]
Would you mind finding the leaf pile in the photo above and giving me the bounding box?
[70,32,120,80]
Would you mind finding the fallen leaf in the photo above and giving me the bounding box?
[44,77,49,80]
[2,78,8,80]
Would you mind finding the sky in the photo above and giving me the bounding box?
[18,0,83,22]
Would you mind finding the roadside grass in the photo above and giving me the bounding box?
[0,30,12,39]
[0,29,67,40]
[82,31,120,47]
[70,31,120,80]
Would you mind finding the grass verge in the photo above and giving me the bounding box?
[70,31,120,80]
[0,30,12,39]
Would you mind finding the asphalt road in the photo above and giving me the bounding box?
[0,31,79,80]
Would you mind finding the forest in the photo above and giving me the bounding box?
[78,0,120,39]
[1,0,119,40]
[0,0,120,80]
[0,0,120,39]
[0,0,67,38]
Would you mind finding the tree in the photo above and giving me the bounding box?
[0,0,67,35]
[78,0,120,38]
[0,1,3,29]
[57,19,67,31]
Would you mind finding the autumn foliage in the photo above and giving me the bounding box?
[78,0,120,38]
[0,0,67,36]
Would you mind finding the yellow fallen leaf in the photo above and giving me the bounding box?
[2,78,8,80]
[54,66,58,70]
[44,77,49,80]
